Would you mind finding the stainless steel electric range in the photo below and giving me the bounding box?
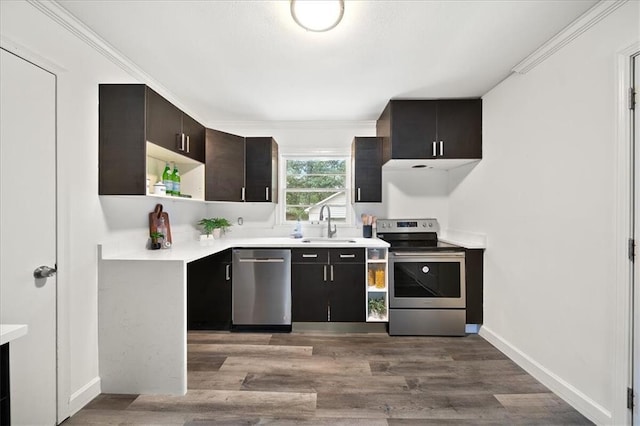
[376,218,466,336]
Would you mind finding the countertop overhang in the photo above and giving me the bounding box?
[0,324,28,345]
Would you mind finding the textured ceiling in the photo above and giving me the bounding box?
[57,0,598,122]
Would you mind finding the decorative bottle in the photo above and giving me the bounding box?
[171,163,181,196]
[162,162,173,195]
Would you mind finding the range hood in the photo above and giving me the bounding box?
[382,158,480,171]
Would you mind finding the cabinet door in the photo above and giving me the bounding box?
[146,87,182,152]
[181,113,205,163]
[465,249,483,324]
[437,99,482,159]
[292,263,329,322]
[187,251,232,330]
[99,84,146,195]
[390,100,438,159]
[245,137,277,202]
[352,137,382,203]
[205,128,245,201]
[329,263,365,322]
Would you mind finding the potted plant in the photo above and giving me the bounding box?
[368,297,386,320]
[150,231,164,250]
[198,217,232,240]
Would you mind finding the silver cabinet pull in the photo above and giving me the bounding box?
[339,254,355,258]
[266,187,269,201]
[241,187,245,201]
[181,133,186,151]
[323,265,327,282]
[330,265,334,282]
[225,264,230,281]
[186,135,190,153]
[439,140,443,156]
[302,254,318,258]
[432,141,436,157]
[238,258,285,263]
[34,265,56,279]
[357,188,361,201]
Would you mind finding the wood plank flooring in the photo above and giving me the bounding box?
[64,331,592,425]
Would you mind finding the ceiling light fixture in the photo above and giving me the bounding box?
[291,0,344,32]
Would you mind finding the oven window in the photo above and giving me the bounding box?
[393,261,461,298]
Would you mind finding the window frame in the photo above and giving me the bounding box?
[278,153,353,226]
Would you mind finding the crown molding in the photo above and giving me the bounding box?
[26,0,205,123]
[208,120,377,130]
[512,0,628,74]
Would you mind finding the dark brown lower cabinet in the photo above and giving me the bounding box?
[292,263,328,322]
[465,249,484,324]
[329,263,365,322]
[187,250,232,330]
[0,343,9,426]
[291,249,365,322]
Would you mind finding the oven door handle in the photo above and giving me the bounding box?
[390,251,464,258]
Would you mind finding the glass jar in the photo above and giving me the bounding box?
[375,269,385,288]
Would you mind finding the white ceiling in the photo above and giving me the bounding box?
[57,0,598,122]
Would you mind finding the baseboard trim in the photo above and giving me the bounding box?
[479,326,610,425]
[68,376,101,416]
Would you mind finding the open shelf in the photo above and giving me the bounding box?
[366,248,388,322]
[146,142,205,201]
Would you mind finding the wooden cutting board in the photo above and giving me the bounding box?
[149,203,172,245]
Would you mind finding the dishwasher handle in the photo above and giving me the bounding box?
[238,258,286,263]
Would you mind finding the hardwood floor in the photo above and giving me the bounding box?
[65,331,592,425]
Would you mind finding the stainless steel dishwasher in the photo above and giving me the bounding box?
[232,249,292,331]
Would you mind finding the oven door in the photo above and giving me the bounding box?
[389,251,465,309]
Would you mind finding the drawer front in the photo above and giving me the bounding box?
[329,248,365,263]
[291,248,329,263]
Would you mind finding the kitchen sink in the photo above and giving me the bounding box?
[301,238,357,243]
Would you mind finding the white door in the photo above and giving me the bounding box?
[633,52,640,425]
[0,49,57,425]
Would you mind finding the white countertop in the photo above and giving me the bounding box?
[0,324,28,345]
[100,237,390,262]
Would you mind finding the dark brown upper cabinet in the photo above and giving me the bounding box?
[205,129,245,202]
[146,88,205,163]
[351,137,382,203]
[377,99,482,162]
[99,84,205,196]
[205,131,279,203]
[245,137,278,203]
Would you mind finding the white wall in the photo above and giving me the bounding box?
[448,2,639,423]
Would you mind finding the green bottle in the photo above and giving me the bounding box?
[171,163,181,196]
[162,162,173,195]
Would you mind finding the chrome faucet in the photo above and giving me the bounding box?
[319,204,337,238]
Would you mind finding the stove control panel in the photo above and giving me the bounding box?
[377,218,440,233]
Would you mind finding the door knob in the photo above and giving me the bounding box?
[33,265,56,279]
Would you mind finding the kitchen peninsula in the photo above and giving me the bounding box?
[98,237,389,395]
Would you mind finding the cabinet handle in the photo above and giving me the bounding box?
[225,264,230,281]
[181,133,186,151]
[330,265,334,282]
[339,254,356,258]
[432,141,436,157]
[357,188,361,201]
[323,265,327,282]
[241,187,245,201]
[266,187,269,201]
[186,135,190,153]
[439,141,443,156]
[302,254,318,258]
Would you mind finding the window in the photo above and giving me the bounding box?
[283,157,348,223]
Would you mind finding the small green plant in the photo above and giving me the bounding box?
[150,231,164,241]
[368,297,386,317]
[198,217,232,235]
